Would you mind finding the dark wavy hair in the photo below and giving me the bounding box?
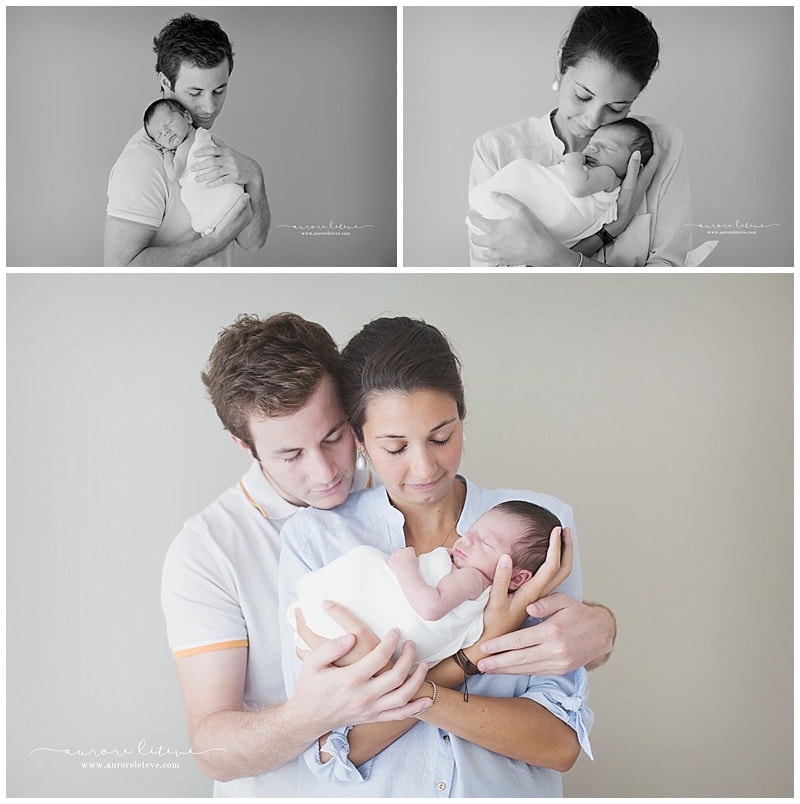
[559,6,660,90]
[153,13,234,90]
[339,317,465,442]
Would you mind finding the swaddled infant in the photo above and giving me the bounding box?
[468,117,654,262]
[143,98,244,236]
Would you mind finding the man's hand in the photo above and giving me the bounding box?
[206,192,253,245]
[191,136,261,188]
[477,594,616,676]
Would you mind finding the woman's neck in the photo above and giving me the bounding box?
[398,478,466,555]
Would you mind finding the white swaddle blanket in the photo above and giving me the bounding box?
[469,158,620,248]
[290,545,490,667]
[178,128,245,235]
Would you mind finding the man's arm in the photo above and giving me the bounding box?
[236,165,270,252]
[176,631,430,782]
[477,595,616,675]
[387,547,489,621]
[103,194,252,267]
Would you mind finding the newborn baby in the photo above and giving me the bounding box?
[468,117,654,257]
[143,98,244,236]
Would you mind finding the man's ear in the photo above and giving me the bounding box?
[229,432,254,457]
[508,567,533,591]
[157,71,172,95]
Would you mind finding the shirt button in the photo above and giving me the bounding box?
[442,735,450,742]
[436,782,447,791]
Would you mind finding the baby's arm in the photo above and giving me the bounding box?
[387,547,490,621]
[562,152,618,198]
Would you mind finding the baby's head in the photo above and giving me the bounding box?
[583,118,654,180]
[451,500,562,590]
[143,98,194,150]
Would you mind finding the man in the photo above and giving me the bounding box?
[162,313,615,796]
[104,13,269,266]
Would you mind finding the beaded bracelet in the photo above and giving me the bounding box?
[453,649,483,701]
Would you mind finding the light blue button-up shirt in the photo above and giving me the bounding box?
[278,477,594,797]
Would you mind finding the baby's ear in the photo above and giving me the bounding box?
[183,111,193,124]
[508,568,533,591]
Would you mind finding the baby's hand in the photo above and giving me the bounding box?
[387,546,418,573]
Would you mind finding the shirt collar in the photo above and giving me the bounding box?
[546,109,566,157]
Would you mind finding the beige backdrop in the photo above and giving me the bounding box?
[6,273,793,796]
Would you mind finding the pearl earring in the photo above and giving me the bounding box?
[552,78,560,92]
[356,450,367,471]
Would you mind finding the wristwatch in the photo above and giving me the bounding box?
[597,226,616,246]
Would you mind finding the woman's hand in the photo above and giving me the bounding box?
[474,527,573,648]
[608,138,661,236]
[468,195,575,266]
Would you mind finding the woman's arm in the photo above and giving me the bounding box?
[343,531,575,766]
[469,147,660,267]
[421,687,580,771]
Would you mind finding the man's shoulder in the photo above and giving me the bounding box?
[175,480,260,545]
[111,127,165,173]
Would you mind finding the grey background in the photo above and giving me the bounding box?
[6,273,792,797]
[403,6,794,267]
[6,6,397,267]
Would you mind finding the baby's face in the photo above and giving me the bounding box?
[451,508,522,580]
[146,107,192,150]
[582,126,635,179]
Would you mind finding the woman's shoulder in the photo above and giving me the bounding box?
[632,115,684,152]
[286,485,384,531]
[462,477,572,524]
[473,112,560,165]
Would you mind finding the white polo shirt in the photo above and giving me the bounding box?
[107,128,235,267]
[161,460,370,797]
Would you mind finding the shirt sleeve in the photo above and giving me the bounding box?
[467,135,502,266]
[160,522,249,658]
[522,667,594,760]
[106,136,168,229]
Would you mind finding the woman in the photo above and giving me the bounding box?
[468,6,691,267]
[278,317,594,797]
